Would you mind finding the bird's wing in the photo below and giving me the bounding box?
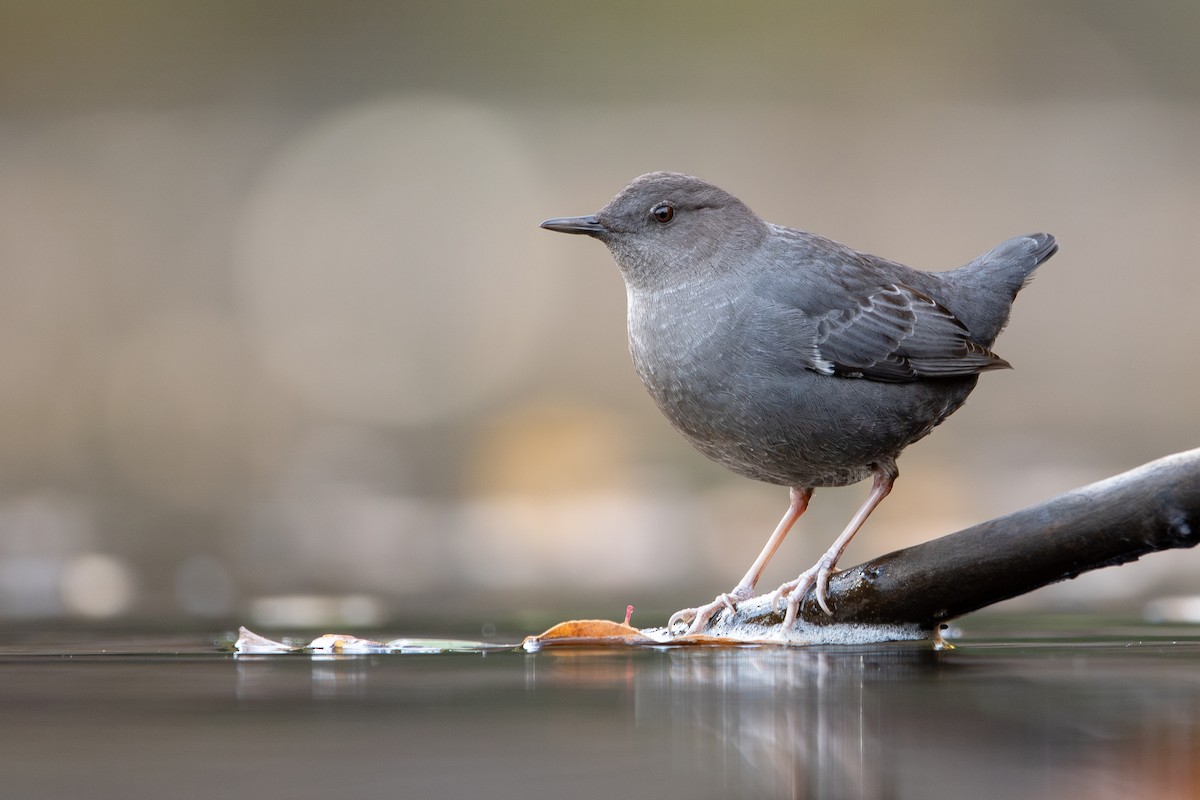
[811,282,1009,382]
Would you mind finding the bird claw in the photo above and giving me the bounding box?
[668,590,745,636]
[667,607,697,633]
[814,565,835,615]
[768,579,799,614]
[770,558,838,627]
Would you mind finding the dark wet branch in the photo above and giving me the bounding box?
[734,448,1200,631]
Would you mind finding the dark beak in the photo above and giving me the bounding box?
[539,214,607,236]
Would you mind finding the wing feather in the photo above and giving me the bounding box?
[814,283,1008,382]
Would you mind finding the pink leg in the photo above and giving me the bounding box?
[771,464,896,625]
[669,486,813,635]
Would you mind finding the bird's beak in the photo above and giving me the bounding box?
[539,214,607,236]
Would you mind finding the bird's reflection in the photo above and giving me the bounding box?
[676,651,863,797]
[527,645,941,798]
[656,648,932,798]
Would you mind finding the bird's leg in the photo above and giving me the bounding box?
[771,464,897,625]
[668,487,813,635]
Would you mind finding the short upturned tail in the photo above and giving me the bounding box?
[948,233,1058,344]
[962,233,1058,296]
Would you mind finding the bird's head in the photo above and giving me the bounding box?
[541,172,769,291]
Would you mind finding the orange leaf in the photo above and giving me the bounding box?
[522,618,656,650]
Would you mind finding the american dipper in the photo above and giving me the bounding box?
[541,172,1057,634]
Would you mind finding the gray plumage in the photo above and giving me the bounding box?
[541,171,1057,630]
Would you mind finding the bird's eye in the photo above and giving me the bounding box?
[651,203,674,224]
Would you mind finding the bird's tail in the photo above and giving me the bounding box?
[957,233,1058,296]
[946,233,1058,344]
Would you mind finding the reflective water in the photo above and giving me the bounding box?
[1,620,1198,799]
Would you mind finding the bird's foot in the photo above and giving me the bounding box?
[769,557,838,626]
[667,588,750,636]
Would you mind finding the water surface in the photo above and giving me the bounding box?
[1,619,1197,799]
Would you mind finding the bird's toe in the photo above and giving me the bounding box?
[667,607,698,633]
[768,579,799,614]
[815,568,835,615]
[669,592,744,635]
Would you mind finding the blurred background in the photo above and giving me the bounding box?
[1,0,1197,628]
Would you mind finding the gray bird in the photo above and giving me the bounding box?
[540,172,1057,634]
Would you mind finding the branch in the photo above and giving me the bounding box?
[703,448,1200,637]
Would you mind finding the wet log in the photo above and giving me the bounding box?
[726,448,1200,633]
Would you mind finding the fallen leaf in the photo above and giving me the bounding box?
[522,619,657,650]
[234,626,298,653]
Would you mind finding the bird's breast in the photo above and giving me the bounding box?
[626,285,775,469]
[626,285,739,401]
